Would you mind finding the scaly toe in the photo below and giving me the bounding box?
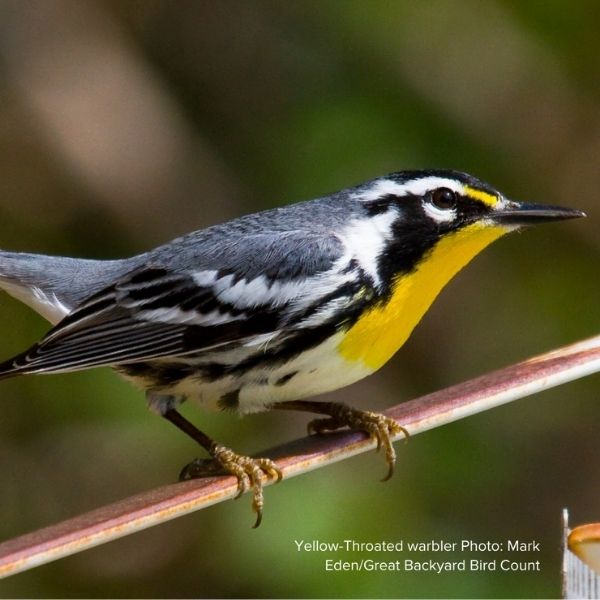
[209,444,282,526]
[314,406,409,482]
[256,458,283,483]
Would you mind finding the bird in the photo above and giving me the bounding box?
[0,169,585,526]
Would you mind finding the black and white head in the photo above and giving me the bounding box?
[352,169,582,230]
[335,169,584,291]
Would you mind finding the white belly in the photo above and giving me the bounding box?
[172,331,374,414]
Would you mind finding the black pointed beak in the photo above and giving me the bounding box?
[491,201,586,226]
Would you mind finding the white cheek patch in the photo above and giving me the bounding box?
[338,209,397,287]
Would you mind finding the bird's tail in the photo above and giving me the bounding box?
[0,251,137,323]
[0,250,136,325]
[0,250,140,380]
[0,348,32,381]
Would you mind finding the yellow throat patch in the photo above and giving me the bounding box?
[338,222,508,370]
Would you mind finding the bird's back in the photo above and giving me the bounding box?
[0,193,354,326]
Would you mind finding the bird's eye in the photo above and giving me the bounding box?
[429,188,457,210]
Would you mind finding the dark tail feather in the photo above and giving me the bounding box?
[0,251,144,379]
[0,351,30,381]
[0,344,78,380]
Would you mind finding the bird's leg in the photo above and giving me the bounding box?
[272,400,408,481]
[162,409,282,528]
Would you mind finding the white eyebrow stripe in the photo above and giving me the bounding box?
[353,179,413,201]
[355,176,467,201]
[398,177,466,196]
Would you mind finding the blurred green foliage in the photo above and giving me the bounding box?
[0,1,598,597]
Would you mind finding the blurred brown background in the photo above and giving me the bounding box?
[0,1,598,597]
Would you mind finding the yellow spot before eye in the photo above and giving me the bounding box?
[464,186,499,207]
[338,223,508,370]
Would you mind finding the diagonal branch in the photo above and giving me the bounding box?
[1,334,599,578]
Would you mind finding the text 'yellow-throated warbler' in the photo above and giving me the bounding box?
[0,170,585,526]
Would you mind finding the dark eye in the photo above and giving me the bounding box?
[430,188,457,210]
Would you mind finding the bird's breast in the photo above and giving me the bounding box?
[337,223,507,370]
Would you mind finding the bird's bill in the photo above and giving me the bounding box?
[491,201,586,226]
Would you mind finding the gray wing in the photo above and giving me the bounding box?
[147,223,345,281]
[0,230,346,376]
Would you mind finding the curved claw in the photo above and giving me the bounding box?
[381,461,395,483]
[180,445,281,527]
[179,462,192,482]
[251,482,265,528]
[252,505,263,529]
[307,404,409,484]
[380,419,409,481]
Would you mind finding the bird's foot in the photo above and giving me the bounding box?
[179,444,282,528]
[307,404,409,481]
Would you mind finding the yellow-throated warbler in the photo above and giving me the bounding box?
[0,170,584,526]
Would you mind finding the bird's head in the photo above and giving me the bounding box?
[345,169,585,293]
[354,169,584,231]
[335,169,585,368]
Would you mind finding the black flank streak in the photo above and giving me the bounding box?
[188,325,346,384]
[195,275,376,379]
[218,389,240,411]
[293,279,367,324]
[218,293,371,377]
[117,362,155,379]
[156,364,196,386]
[341,258,359,274]
[275,371,298,386]
[117,362,195,389]
[194,362,228,383]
